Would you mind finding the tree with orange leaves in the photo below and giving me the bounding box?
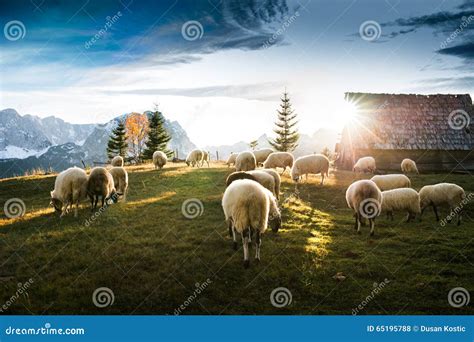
[125,112,149,163]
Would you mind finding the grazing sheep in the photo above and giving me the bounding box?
[419,183,466,225]
[226,170,279,199]
[201,150,210,167]
[226,153,238,167]
[152,151,167,170]
[353,156,376,173]
[263,152,294,174]
[226,171,258,186]
[235,151,257,171]
[253,148,273,166]
[345,180,382,236]
[186,149,204,167]
[50,167,88,218]
[87,167,118,210]
[371,174,411,191]
[401,158,419,174]
[109,167,128,201]
[111,156,124,167]
[222,179,281,268]
[260,168,281,200]
[381,188,420,222]
[290,154,330,185]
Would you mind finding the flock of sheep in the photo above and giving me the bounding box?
[48,147,466,269]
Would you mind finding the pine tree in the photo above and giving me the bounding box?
[268,91,299,152]
[142,110,172,160]
[107,120,128,160]
[249,139,258,150]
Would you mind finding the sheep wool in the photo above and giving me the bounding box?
[87,167,117,210]
[290,154,330,185]
[109,167,129,201]
[401,158,419,174]
[353,156,376,173]
[381,188,420,222]
[419,183,466,225]
[152,151,167,169]
[260,168,281,200]
[226,153,238,167]
[186,149,204,167]
[371,174,411,191]
[263,152,294,174]
[50,167,88,218]
[235,151,257,172]
[111,156,124,167]
[253,148,273,165]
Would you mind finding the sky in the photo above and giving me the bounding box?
[1,0,474,146]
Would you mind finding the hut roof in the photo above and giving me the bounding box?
[342,93,474,150]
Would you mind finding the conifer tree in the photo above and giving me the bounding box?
[106,120,128,160]
[142,110,172,160]
[269,91,299,152]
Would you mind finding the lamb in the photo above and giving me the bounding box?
[108,167,128,201]
[381,188,420,222]
[152,151,167,170]
[290,154,330,185]
[87,167,118,210]
[253,148,273,166]
[401,158,419,174]
[50,167,88,217]
[260,168,281,200]
[353,156,376,173]
[371,174,411,191]
[201,151,210,167]
[111,156,124,167]
[226,153,238,167]
[222,179,281,268]
[263,152,294,174]
[185,149,204,167]
[419,183,466,225]
[345,179,382,236]
[235,151,256,171]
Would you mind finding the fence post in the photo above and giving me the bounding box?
[216,150,219,161]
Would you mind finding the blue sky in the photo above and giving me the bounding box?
[1,0,474,146]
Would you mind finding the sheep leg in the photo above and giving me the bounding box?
[255,230,261,262]
[320,173,324,185]
[242,229,250,268]
[93,196,99,210]
[432,205,440,221]
[457,209,462,226]
[232,228,238,251]
[405,212,411,223]
[369,218,375,236]
[354,213,361,233]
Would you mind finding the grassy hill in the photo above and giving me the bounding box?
[0,163,473,314]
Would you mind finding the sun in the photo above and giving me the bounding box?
[332,100,359,127]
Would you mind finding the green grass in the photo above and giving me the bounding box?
[0,163,473,315]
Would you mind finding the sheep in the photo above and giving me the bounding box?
[152,151,167,170]
[253,148,273,166]
[87,167,118,210]
[260,168,281,200]
[371,174,411,191]
[226,153,238,167]
[353,156,376,173]
[263,152,294,174]
[419,183,466,225]
[50,167,88,217]
[226,171,258,186]
[226,170,279,199]
[345,180,382,236]
[381,188,420,222]
[290,154,330,185]
[222,179,281,268]
[235,151,256,171]
[201,150,210,167]
[401,158,419,174]
[111,156,124,167]
[186,149,204,167]
[109,167,129,201]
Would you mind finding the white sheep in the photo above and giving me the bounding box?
[50,167,88,217]
[371,174,411,191]
[87,167,118,210]
[186,149,204,167]
[235,151,257,171]
[263,152,294,174]
[345,179,382,236]
[109,167,129,201]
[152,151,167,170]
[381,188,420,222]
[419,183,466,225]
[290,154,330,185]
[201,150,210,167]
[353,156,376,173]
[226,170,277,199]
[260,168,281,200]
[222,179,281,268]
[253,148,273,166]
[226,153,238,167]
[111,156,124,167]
[401,158,419,174]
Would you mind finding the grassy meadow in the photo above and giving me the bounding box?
[0,163,473,315]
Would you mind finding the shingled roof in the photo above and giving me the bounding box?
[342,93,474,150]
